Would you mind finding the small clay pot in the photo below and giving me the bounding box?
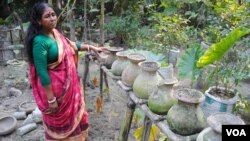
[121,53,146,87]
[19,101,37,114]
[105,47,124,69]
[0,116,17,135]
[111,51,128,76]
[166,88,206,135]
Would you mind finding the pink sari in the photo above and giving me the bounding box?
[29,29,88,141]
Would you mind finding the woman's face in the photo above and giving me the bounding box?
[39,7,57,32]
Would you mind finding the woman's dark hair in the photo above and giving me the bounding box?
[25,2,50,63]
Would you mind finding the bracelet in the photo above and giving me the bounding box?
[48,97,57,104]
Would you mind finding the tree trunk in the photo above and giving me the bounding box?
[82,0,87,42]
[100,0,105,46]
[69,10,76,41]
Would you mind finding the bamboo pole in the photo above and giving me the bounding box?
[117,97,136,141]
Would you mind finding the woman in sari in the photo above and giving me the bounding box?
[25,2,106,141]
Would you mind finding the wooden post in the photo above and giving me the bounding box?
[83,54,90,97]
[141,116,152,141]
[118,97,136,141]
[103,72,110,101]
[100,64,104,98]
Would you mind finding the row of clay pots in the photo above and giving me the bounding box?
[108,50,204,135]
[105,49,198,135]
[104,48,245,138]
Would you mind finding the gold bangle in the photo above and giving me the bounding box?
[48,97,57,104]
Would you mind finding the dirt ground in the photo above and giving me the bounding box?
[0,58,136,141]
[0,57,249,141]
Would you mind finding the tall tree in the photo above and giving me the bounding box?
[83,0,87,42]
[100,0,104,46]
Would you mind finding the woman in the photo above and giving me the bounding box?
[25,2,105,141]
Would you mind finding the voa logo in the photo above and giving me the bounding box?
[226,129,246,136]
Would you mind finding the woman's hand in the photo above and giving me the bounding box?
[90,45,109,53]
[48,102,58,113]
[48,97,58,113]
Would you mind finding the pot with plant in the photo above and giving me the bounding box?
[196,26,250,117]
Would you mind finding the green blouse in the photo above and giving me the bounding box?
[32,34,80,86]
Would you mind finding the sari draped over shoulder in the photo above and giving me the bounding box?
[29,29,88,141]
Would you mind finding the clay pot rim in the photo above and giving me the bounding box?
[106,47,124,52]
[158,78,178,85]
[116,51,128,58]
[0,116,17,136]
[138,61,160,72]
[175,88,205,104]
[207,112,245,134]
[196,127,213,141]
[127,53,146,63]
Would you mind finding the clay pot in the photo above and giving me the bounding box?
[133,61,162,99]
[148,77,178,115]
[196,112,245,141]
[111,51,128,76]
[5,59,28,79]
[105,47,124,69]
[121,53,146,87]
[166,88,206,135]
[0,116,17,135]
[166,46,180,67]
[19,101,37,114]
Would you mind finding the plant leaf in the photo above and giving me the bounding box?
[103,88,109,95]
[95,96,103,113]
[134,125,160,141]
[197,27,250,67]
[177,43,204,80]
[133,108,145,127]
[134,126,143,141]
[91,76,99,87]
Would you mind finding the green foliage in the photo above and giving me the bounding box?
[197,27,250,67]
[235,95,250,115]
[128,26,157,51]
[133,108,145,127]
[177,43,205,86]
[158,132,170,141]
[0,15,14,25]
[196,26,250,94]
[204,0,250,26]
[61,20,83,30]
[125,49,166,66]
[150,12,189,48]
[104,11,140,46]
[134,125,160,141]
